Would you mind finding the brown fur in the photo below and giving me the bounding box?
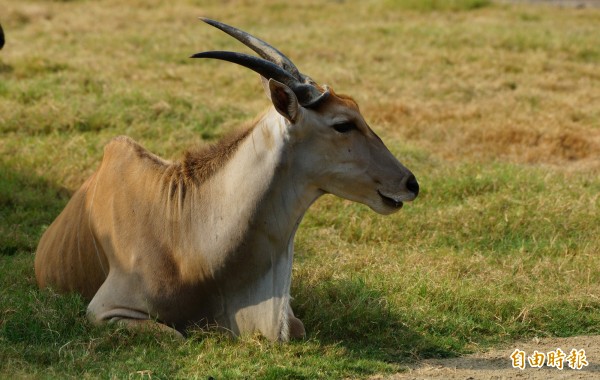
[182,126,255,184]
[34,127,257,302]
[131,139,169,168]
[114,126,257,187]
[34,172,110,300]
[312,87,360,112]
[124,127,257,207]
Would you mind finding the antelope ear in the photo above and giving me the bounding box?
[268,78,299,123]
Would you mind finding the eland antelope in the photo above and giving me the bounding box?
[34,18,419,341]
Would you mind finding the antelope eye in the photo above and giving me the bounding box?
[332,122,356,133]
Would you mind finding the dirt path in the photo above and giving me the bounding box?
[384,336,600,379]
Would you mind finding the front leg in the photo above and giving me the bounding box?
[87,271,184,339]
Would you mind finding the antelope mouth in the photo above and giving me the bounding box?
[377,190,403,209]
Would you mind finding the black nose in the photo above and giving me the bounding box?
[406,175,419,196]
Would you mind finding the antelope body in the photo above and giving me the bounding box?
[34,19,419,340]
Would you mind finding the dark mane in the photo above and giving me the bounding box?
[181,126,254,184]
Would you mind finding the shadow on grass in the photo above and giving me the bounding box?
[0,163,84,368]
[0,164,70,256]
[293,276,460,364]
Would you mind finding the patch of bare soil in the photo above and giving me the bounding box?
[463,125,600,168]
[385,335,600,379]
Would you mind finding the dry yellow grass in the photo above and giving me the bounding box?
[2,0,598,191]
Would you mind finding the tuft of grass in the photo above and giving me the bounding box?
[1,0,599,378]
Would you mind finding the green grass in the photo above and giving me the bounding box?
[1,0,600,378]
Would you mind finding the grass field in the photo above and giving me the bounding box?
[1,0,599,378]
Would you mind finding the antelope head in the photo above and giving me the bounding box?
[193,18,418,214]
